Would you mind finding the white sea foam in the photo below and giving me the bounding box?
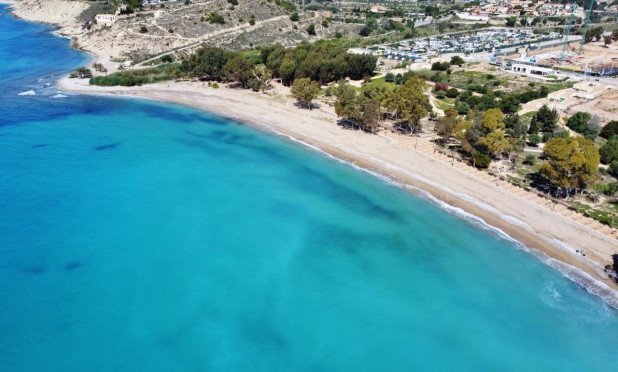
[264,128,618,309]
[52,93,67,99]
[18,90,36,96]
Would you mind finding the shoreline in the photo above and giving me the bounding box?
[6,0,618,306]
[58,77,618,307]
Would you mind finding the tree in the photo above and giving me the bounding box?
[290,12,299,22]
[450,55,465,66]
[334,82,362,124]
[477,130,515,158]
[604,35,613,47]
[181,47,231,81]
[566,111,592,133]
[436,107,459,143]
[600,136,618,165]
[387,77,429,133]
[506,17,517,27]
[505,113,527,139]
[359,26,371,37]
[431,62,450,71]
[291,78,320,109]
[360,98,381,133]
[534,104,558,132]
[585,26,604,43]
[528,115,540,134]
[540,137,600,190]
[75,67,92,78]
[600,120,618,139]
[529,133,541,146]
[249,66,272,93]
[481,108,505,133]
[384,73,395,83]
[222,54,254,88]
[499,94,521,114]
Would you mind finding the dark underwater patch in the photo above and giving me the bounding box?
[31,144,47,148]
[65,261,83,271]
[23,266,46,274]
[94,142,119,151]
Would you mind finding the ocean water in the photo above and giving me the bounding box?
[1,5,618,371]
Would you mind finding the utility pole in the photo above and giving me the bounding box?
[579,0,595,55]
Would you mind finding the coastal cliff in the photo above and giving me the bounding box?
[10,0,88,27]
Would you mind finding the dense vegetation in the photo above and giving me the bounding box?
[89,64,181,86]
[90,41,377,89]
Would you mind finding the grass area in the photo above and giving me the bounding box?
[567,201,618,228]
[435,97,455,111]
[89,64,181,86]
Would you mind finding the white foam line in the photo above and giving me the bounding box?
[52,90,618,310]
[264,127,618,309]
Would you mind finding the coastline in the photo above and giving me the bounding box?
[58,77,618,306]
[6,0,618,305]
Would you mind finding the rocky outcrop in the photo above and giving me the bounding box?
[11,0,89,27]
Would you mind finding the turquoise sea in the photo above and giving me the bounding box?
[1,5,618,371]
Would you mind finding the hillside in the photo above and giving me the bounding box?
[10,0,361,70]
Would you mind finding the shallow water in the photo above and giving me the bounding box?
[1,6,618,371]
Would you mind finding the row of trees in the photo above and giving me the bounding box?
[330,77,430,133]
[259,43,377,86]
[179,43,377,89]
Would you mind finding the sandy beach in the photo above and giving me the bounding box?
[58,76,618,304]
[8,0,617,305]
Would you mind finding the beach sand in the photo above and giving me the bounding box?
[59,77,618,304]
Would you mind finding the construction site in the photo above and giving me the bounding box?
[524,41,618,77]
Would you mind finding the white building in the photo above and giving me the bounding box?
[508,63,554,76]
[95,14,117,26]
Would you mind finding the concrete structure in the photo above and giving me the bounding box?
[508,63,554,76]
[95,14,116,26]
[456,12,489,21]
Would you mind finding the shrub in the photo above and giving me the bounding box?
[523,154,536,165]
[446,88,459,98]
[600,120,618,139]
[168,28,174,33]
[434,82,449,92]
[384,73,395,82]
[542,132,553,142]
[290,12,299,22]
[307,23,316,36]
[473,152,491,168]
[456,101,470,115]
[139,26,148,33]
[435,90,446,99]
[207,12,225,24]
[529,133,541,146]
[431,61,450,71]
[609,161,618,177]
